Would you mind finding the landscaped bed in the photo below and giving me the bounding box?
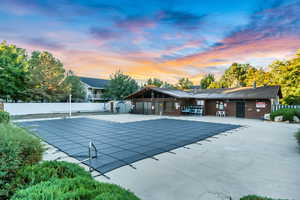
[0,111,140,200]
[270,108,300,122]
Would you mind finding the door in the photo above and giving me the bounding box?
[154,102,160,115]
[143,102,152,114]
[110,102,114,112]
[236,102,245,118]
[136,102,143,114]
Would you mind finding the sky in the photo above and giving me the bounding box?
[0,0,300,83]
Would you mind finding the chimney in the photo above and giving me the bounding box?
[253,81,256,89]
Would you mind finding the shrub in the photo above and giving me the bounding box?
[12,177,141,200]
[13,161,91,191]
[295,129,300,147]
[0,110,10,123]
[270,108,300,122]
[240,195,288,200]
[0,123,43,199]
[295,109,300,118]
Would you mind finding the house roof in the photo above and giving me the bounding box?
[125,87,192,99]
[192,86,282,99]
[126,86,281,100]
[79,77,109,88]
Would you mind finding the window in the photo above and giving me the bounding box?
[216,101,224,110]
[196,100,204,105]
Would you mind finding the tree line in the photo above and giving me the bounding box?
[1,41,299,104]
[199,51,300,105]
[0,41,86,102]
[144,51,300,105]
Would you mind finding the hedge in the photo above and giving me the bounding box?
[0,110,10,123]
[240,195,288,200]
[12,161,91,192]
[295,129,300,147]
[12,177,141,200]
[270,108,300,122]
[0,123,44,199]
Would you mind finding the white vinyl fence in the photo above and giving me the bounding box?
[4,103,110,115]
[272,104,300,111]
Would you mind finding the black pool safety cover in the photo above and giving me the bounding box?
[18,118,240,174]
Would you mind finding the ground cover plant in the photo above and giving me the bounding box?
[12,177,141,200]
[270,108,300,122]
[240,195,288,200]
[0,123,43,199]
[0,110,10,123]
[12,161,91,192]
[295,129,300,148]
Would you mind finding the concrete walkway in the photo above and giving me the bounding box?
[19,114,300,200]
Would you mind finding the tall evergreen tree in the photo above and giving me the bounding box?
[27,51,68,102]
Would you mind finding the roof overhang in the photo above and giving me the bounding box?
[125,86,282,100]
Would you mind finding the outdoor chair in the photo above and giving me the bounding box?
[216,111,226,117]
[220,111,226,117]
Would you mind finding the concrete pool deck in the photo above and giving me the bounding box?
[15,114,300,200]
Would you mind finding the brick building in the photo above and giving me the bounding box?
[125,85,282,119]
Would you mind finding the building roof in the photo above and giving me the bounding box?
[152,87,193,98]
[79,77,109,88]
[192,86,282,99]
[190,85,201,89]
[126,86,281,100]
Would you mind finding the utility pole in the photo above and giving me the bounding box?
[69,94,72,117]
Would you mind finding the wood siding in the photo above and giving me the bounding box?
[132,98,181,115]
[204,99,271,118]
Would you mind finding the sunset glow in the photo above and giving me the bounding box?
[1,0,299,83]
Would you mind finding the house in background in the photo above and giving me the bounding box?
[79,77,109,102]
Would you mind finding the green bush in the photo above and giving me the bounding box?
[295,129,300,147]
[0,110,10,123]
[0,123,43,199]
[12,161,91,192]
[240,195,288,200]
[12,177,141,200]
[270,108,300,122]
[295,109,300,118]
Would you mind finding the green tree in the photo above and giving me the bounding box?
[200,74,215,89]
[207,80,225,89]
[244,67,271,87]
[268,51,300,105]
[27,51,68,102]
[162,81,175,89]
[103,71,139,100]
[176,77,193,90]
[146,78,163,87]
[0,41,30,101]
[220,63,251,88]
[62,71,86,102]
